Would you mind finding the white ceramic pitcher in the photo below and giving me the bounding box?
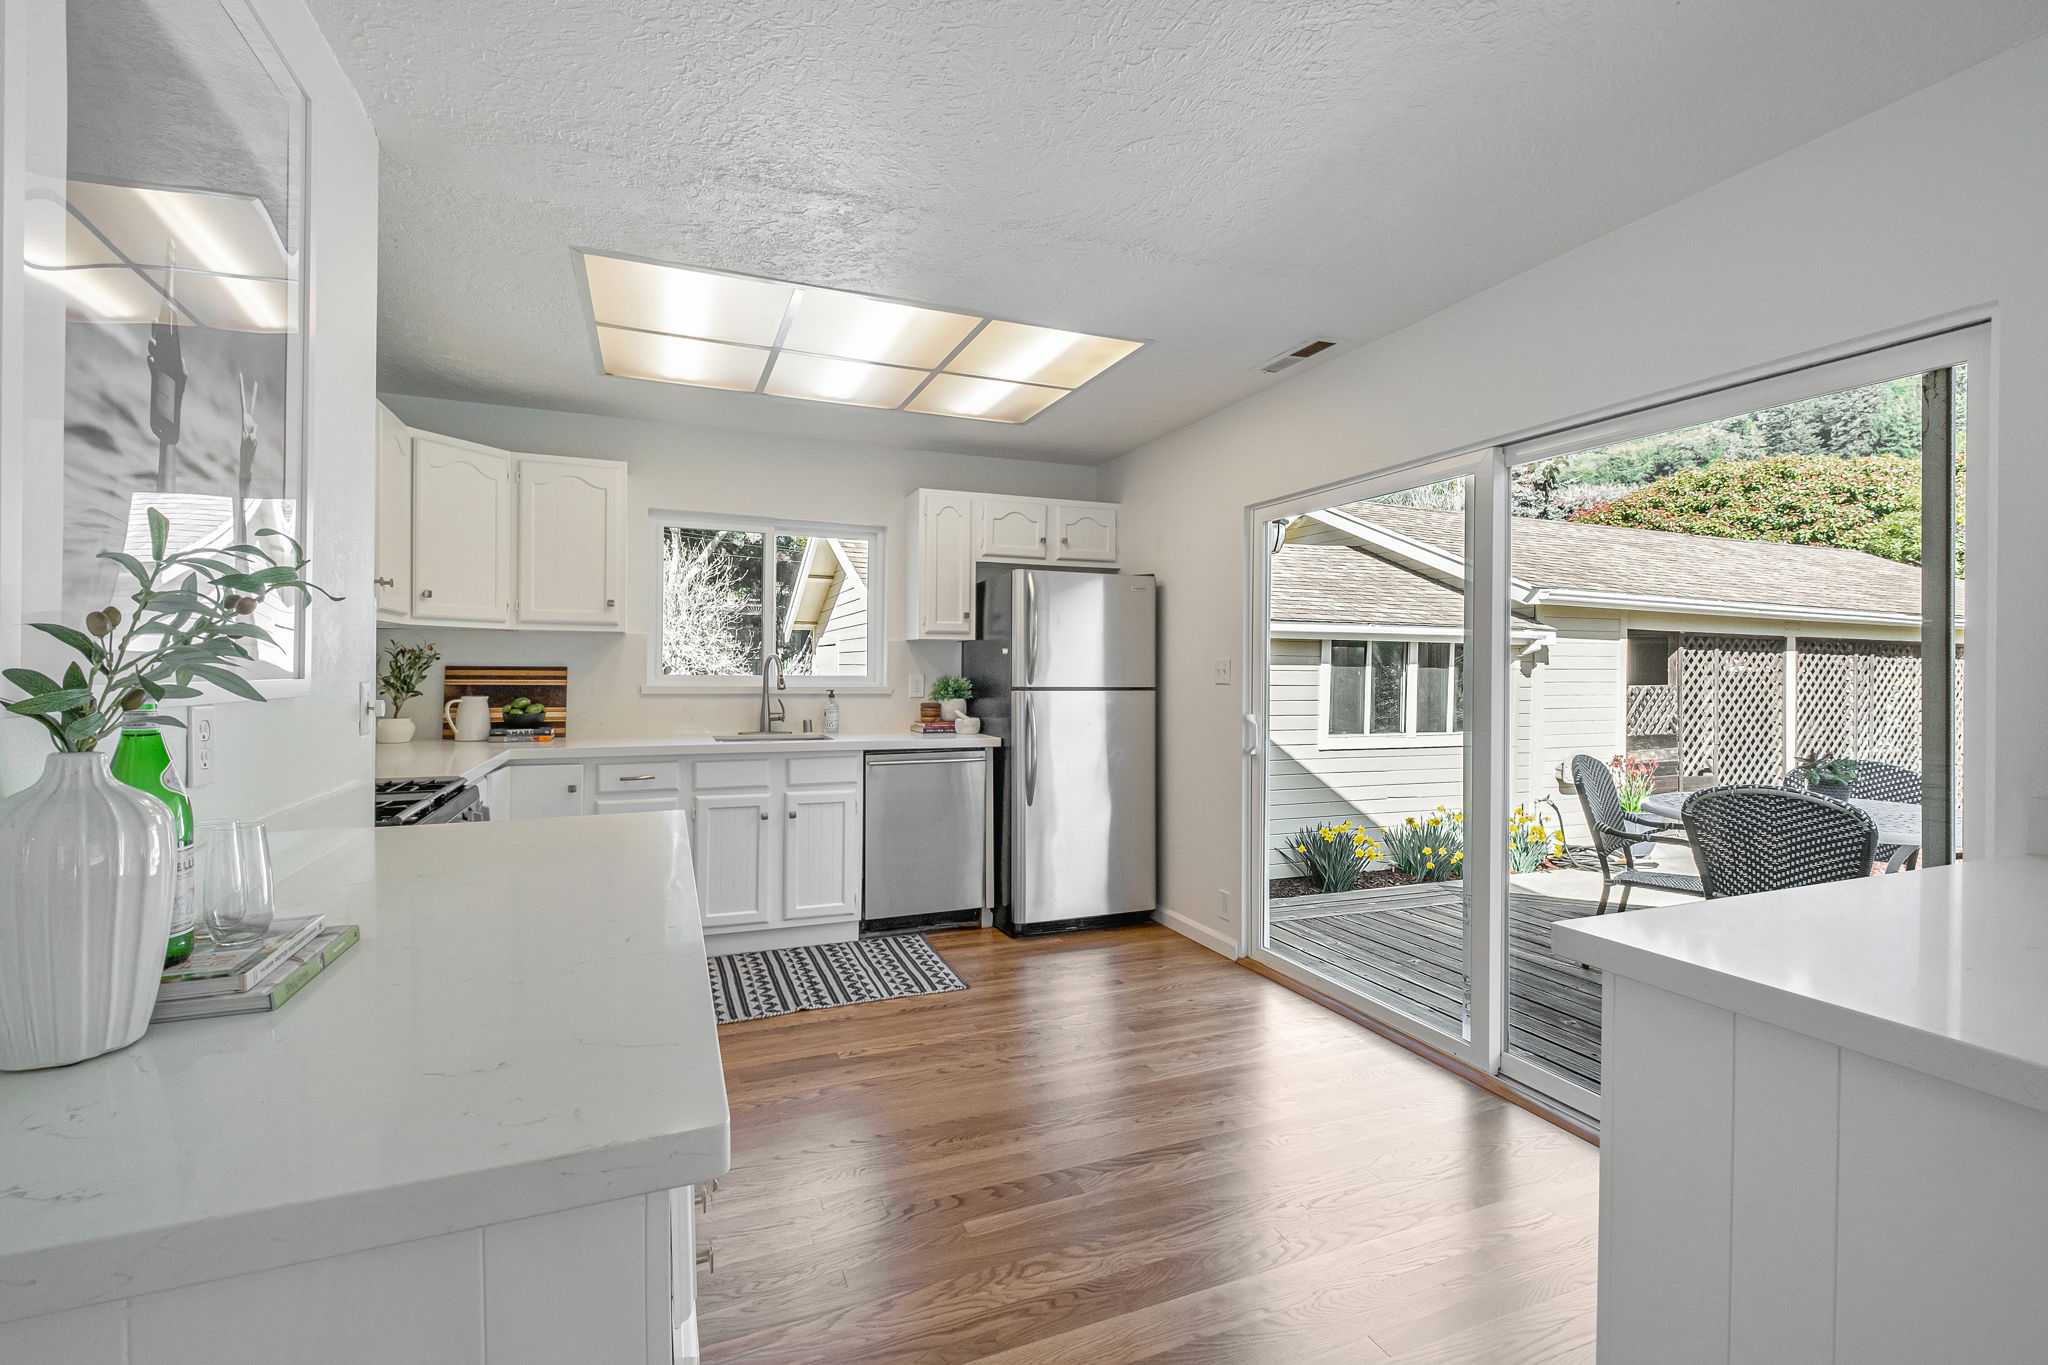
[444,694,490,742]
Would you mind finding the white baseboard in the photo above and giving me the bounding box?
[1152,907,1239,959]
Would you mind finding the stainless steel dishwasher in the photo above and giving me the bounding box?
[863,750,990,930]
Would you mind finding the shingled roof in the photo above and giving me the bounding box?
[1272,503,1936,624]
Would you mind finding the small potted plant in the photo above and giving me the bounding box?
[376,641,439,743]
[0,510,333,1069]
[1795,752,1860,799]
[1610,754,1661,855]
[930,674,973,722]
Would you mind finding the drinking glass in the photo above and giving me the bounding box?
[197,820,274,946]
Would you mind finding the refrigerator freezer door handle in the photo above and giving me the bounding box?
[1024,695,1038,807]
[1023,574,1040,684]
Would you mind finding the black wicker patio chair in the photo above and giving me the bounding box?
[1682,786,1879,900]
[1783,760,1922,865]
[1569,753,1704,914]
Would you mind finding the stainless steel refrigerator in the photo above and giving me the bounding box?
[963,569,1157,934]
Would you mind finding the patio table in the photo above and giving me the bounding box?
[1640,792,1923,873]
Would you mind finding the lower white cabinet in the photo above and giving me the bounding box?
[502,763,587,820]
[782,786,861,922]
[691,791,776,929]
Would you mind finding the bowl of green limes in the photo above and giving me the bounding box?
[499,696,548,729]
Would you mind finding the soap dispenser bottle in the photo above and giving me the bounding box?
[823,688,841,735]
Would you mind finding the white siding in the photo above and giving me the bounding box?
[808,570,868,677]
[1523,610,1625,845]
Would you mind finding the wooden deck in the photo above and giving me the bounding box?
[1269,890,1604,1091]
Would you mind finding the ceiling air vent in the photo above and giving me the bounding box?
[1260,339,1336,374]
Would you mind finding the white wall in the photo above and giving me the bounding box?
[377,396,1097,737]
[0,0,379,875]
[1104,35,2048,948]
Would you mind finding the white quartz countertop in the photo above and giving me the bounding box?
[377,732,1000,784]
[0,813,729,1324]
[1554,856,2048,1115]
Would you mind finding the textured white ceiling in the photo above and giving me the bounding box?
[310,0,2048,464]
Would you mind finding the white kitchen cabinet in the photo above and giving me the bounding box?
[516,454,627,629]
[374,405,413,619]
[1053,501,1119,563]
[502,762,587,820]
[691,791,776,929]
[908,489,976,640]
[977,495,1051,561]
[410,434,514,625]
[782,786,861,922]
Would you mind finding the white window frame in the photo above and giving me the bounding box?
[1316,635,1467,751]
[641,510,888,693]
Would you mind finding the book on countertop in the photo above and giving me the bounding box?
[151,925,361,1023]
[157,916,326,1000]
[487,727,556,743]
[909,722,956,734]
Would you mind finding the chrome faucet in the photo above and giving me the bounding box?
[759,652,787,733]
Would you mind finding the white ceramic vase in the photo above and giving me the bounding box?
[375,717,415,744]
[0,751,176,1071]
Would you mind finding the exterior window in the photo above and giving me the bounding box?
[1327,640,1464,741]
[651,516,882,687]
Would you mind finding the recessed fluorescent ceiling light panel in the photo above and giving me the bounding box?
[580,252,1142,423]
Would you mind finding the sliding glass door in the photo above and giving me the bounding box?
[1246,325,1984,1121]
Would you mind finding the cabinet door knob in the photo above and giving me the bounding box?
[567,783,579,793]
[606,598,616,608]
[1060,537,1069,548]
[759,811,769,820]
[961,610,970,620]
[419,588,434,598]
[788,809,797,819]
[373,576,395,588]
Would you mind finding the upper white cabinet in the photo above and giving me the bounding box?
[516,455,626,628]
[411,434,514,625]
[907,490,1122,638]
[977,495,1051,561]
[909,490,976,640]
[374,405,413,619]
[376,415,628,632]
[1055,502,1119,563]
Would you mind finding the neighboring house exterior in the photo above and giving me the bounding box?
[1267,503,1951,875]
[786,537,870,676]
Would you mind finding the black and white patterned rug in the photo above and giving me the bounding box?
[707,934,968,1024]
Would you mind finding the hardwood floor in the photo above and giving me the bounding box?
[700,924,1599,1364]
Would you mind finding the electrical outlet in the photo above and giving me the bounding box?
[908,672,926,700]
[1217,887,1233,922]
[186,706,216,787]
[1213,658,1232,685]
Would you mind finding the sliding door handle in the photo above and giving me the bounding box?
[1243,714,1260,757]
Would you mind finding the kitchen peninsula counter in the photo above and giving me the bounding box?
[0,812,726,1363]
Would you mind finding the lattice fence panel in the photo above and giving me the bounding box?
[1626,684,1677,736]
[1795,638,1921,769]
[1678,634,1786,785]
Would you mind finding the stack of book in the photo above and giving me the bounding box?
[909,720,957,734]
[487,726,556,743]
[152,916,362,1023]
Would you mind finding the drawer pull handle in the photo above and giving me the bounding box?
[619,774,658,782]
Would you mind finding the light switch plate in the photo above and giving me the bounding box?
[1213,658,1232,685]
[186,706,216,787]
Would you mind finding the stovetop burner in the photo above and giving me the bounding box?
[374,777,483,827]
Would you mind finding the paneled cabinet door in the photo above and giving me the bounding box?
[782,787,861,922]
[692,792,775,928]
[410,434,513,624]
[515,455,626,628]
[919,491,975,638]
[1054,503,1118,564]
[503,763,587,820]
[374,405,412,617]
[977,496,1050,561]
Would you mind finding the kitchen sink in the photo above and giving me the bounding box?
[713,732,836,742]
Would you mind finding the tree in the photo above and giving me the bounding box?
[1569,456,1926,564]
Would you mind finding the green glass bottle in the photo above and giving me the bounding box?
[111,707,198,966]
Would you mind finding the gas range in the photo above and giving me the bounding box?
[374,777,489,827]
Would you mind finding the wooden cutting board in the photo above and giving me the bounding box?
[442,665,568,737]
